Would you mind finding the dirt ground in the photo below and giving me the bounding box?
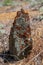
[0,3,43,65]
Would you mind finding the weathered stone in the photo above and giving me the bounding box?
[9,9,32,60]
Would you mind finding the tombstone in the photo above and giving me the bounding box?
[9,9,32,60]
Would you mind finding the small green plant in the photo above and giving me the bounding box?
[3,0,12,6]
